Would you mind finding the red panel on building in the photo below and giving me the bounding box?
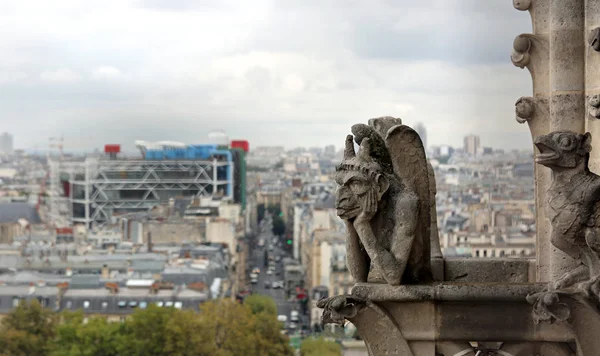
[104,144,121,153]
[62,181,70,198]
[230,140,249,153]
[56,227,73,235]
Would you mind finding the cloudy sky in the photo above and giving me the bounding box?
[0,0,534,152]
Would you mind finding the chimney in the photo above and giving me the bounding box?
[101,264,109,279]
[105,282,119,294]
[150,282,159,294]
[147,232,153,252]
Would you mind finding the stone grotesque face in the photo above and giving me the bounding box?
[334,135,389,220]
[534,131,592,168]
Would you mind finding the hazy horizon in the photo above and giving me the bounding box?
[1,1,533,152]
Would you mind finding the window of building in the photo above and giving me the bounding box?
[174,302,183,309]
[118,301,127,308]
[483,250,487,257]
[165,301,174,308]
[139,301,148,309]
[333,287,338,295]
[521,250,526,256]
[511,250,516,256]
[475,250,480,257]
[500,250,506,257]
[65,300,72,309]
[37,297,48,307]
[101,302,108,309]
[83,301,90,309]
[157,301,164,307]
[129,301,138,308]
[12,297,20,308]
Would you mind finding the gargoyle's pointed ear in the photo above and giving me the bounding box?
[583,132,593,153]
[375,174,389,200]
[358,137,372,161]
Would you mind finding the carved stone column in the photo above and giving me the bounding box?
[511,0,598,283]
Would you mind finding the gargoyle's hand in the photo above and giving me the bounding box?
[354,189,378,225]
[344,219,357,232]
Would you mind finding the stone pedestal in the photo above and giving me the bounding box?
[321,282,600,356]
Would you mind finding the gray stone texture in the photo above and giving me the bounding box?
[316,2,600,354]
[334,117,434,285]
[512,0,600,283]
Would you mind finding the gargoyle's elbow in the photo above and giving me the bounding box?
[388,279,401,286]
[383,270,403,286]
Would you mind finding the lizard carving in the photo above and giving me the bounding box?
[528,131,600,322]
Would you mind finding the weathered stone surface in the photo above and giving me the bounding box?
[533,131,599,291]
[317,295,414,355]
[444,258,535,283]
[515,96,536,123]
[588,94,600,119]
[321,283,578,355]
[351,282,544,302]
[524,130,600,349]
[334,117,433,285]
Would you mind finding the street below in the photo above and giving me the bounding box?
[246,215,308,336]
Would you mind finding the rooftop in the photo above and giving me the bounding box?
[0,203,41,224]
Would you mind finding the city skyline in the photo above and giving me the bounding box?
[13,129,535,155]
[1,1,532,151]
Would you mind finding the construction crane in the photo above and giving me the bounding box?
[49,136,64,160]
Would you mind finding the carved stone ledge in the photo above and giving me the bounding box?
[515,96,535,124]
[588,95,600,119]
[511,35,532,68]
[320,283,581,355]
[589,27,600,52]
[351,282,543,302]
[512,0,531,11]
[317,294,414,355]
[444,258,534,283]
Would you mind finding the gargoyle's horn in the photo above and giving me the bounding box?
[351,123,393,174]
[358,137,372,161]
[344,135,356,159]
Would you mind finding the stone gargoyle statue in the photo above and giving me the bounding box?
[334,117,433,285]
[527,130,600,322]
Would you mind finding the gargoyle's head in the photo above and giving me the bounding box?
[334,135,390,220]
[533,131,592,169]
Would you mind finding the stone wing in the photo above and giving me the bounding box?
[384,125,431,263]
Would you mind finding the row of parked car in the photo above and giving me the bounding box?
[264,280,284,289]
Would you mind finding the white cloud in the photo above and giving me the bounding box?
[90,66,125,80]
[0,0,534,151]
[39,68,81,83]
[0,71,28,84]
[282,74,305,93]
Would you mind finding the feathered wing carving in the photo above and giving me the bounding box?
[385,125,432,270]
[428,161,443,259]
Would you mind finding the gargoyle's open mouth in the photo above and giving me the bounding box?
[534,141,558,164]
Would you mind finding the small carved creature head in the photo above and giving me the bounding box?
[534,131,592,169]
[335,135,390,220]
